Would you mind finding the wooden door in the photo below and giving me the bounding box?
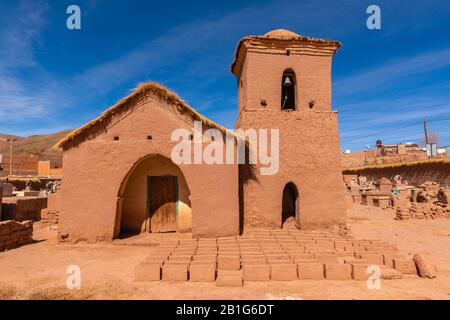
[147,176,177,233]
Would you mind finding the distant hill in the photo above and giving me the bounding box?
[0,130,71,166]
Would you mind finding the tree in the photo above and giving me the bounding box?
[421,131,441,146]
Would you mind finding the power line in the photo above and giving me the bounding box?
[340,118,450,143]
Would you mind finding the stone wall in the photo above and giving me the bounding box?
[0,220,33,251]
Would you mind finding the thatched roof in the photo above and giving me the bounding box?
[55,82,233,151]
[231,29,341,74]
[342,158,450,173]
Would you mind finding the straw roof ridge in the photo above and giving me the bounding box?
[342,158,450,173]
[54,82,232,151]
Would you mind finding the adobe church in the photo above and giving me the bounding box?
[56,29,346,242]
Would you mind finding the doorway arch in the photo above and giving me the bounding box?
[114,154,191,238]
[282,182,299,225]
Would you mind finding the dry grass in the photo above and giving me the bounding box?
[342,158,450,173]
[54,82,237,151]
[0,283,17,300]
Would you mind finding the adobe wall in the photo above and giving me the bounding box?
[59,96,239,242]
[344,162,450,187]
[237,110,347,229]
[0,220,33,251]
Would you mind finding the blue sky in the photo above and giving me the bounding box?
[0,0,450,151]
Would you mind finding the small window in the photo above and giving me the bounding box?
[281,69,296,110]
[260,100,267,107]
[147,135,152,140]
[113,136,119,141]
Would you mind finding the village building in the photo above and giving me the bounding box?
[55,29,346,242]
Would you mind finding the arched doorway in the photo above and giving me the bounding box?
[114,154,191,238]
[282,182,298,225]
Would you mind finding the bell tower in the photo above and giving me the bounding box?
[232,29,347,230]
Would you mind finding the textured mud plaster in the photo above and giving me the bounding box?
[58,94,239,242]
[233,30,346,229]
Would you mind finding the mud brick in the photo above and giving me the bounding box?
[218,251,240,257]
[134,262,161,281]
[269,259,294,264]
[216,271,243,287]
[218,245,239,250]
[343,245,359,252]
[218,255,241,271]
[356,253,384,265]
[169,255,192,262]
[297,262,324,280]
[351,264,371,281]
[364,245,391,252]
[242,255,266,262]
[342,257,369,265]
[196,244,217,249]
[270,263,297,280]
[145,255,168,264]
[314,254,339,264]
[393,259,417,274]
[173,249,196,255]
[324,263,352,280]
[179,239,197,245]
[243,263,270,281]
[266,254,290,261]
[310,249,335,255]
[161,240,179,245]
[243,259,268,265]
[315,240,334,249]
[293,258,318,264]
[381,268,403,279]
[352,239,371,246]
[383,253,404,267]
[189,262,216,282]
[239,251,263,256]
[334,240,353,250]
[177,244,197,249]
[240,246,261,251]
[193,255,217,262]
[290,253,314,260]
[162,263,189,282]
[196,249,218,255]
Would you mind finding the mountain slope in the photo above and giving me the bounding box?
[0,130,71,165]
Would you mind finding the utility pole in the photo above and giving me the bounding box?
[9,138,14,176]
[423,118,429,145]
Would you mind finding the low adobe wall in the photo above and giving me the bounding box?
[1,197,48,221]
[41,192,60,226]
[343,160,450,187]
[0,220,33,251]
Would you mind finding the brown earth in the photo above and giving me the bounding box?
[0,204,449,300]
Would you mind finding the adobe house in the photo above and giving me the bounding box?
[55,29,346,242]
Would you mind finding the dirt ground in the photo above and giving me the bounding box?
[0,204,449,300]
